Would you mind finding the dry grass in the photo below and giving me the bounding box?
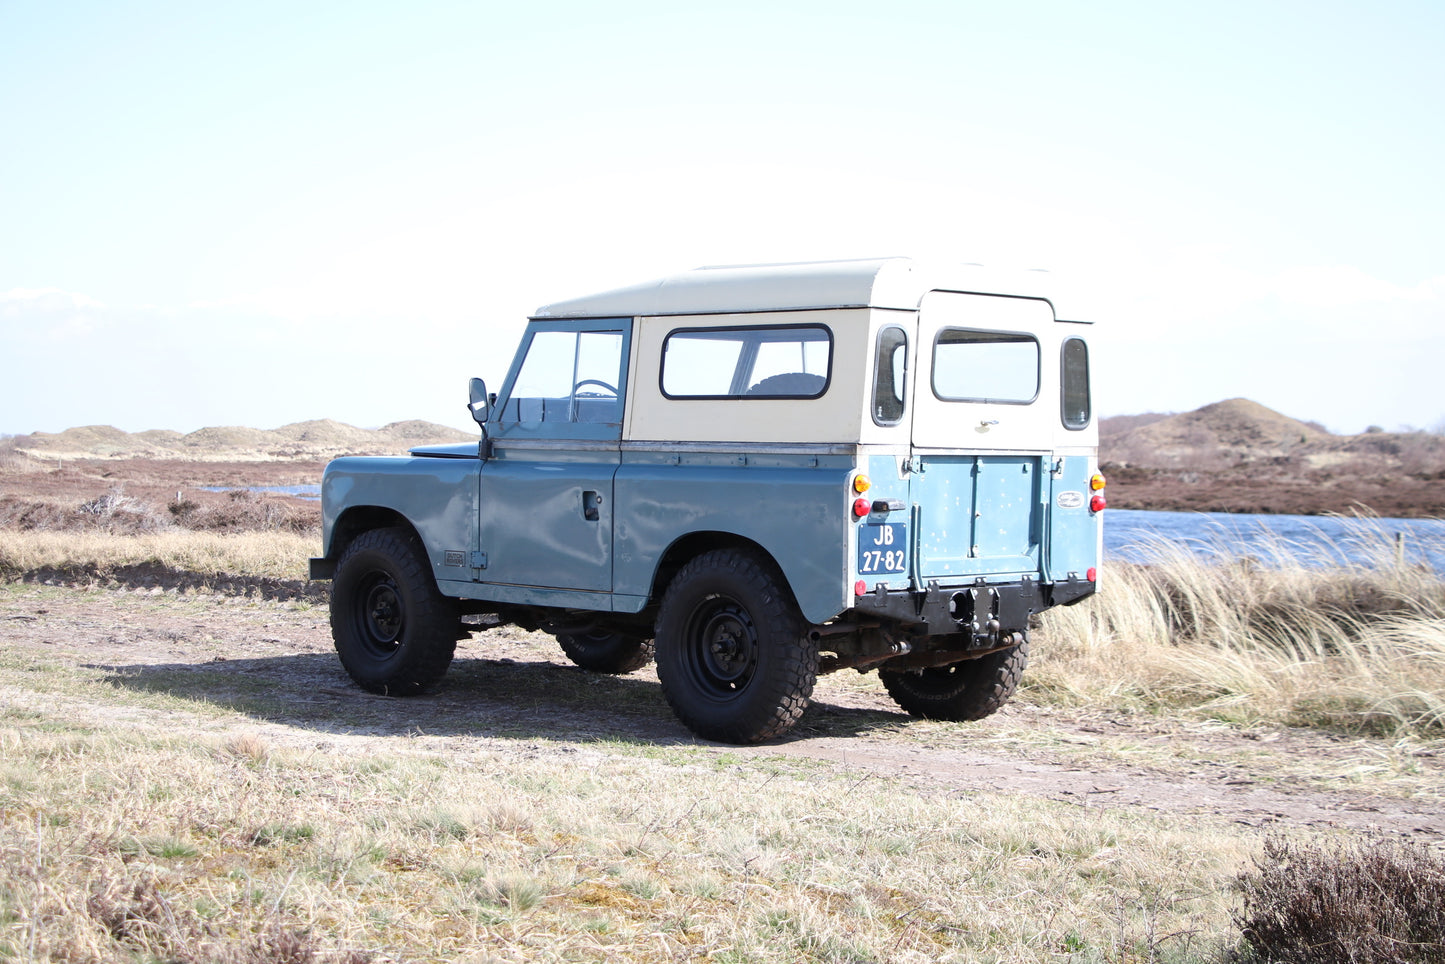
[0,530,313,582]
[0,694,1250,963]
[1035,517,1445,737]
[4,512,1444,959]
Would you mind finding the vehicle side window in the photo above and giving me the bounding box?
[932,329,1039,404]
[1061,336,1091,429]
[872,326,908,425]
[501,330,624,424]
[661,325,831,399]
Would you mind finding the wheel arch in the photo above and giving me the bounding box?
[648,531,798,612]
[327,507,426,564]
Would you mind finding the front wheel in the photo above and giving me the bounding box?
[655,549,817,744]
[330,527,458,696]
[879,638,1029,721]
[557,630,654,674]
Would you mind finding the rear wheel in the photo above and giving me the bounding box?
[879,638,1029,721]
[557,630,653,674]
[330,528,458,696]
[655,549,817,744]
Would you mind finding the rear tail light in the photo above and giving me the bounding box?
[853,497,872,518]
[1089,472,1107,513]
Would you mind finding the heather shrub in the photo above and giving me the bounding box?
[1235,834,1445,963]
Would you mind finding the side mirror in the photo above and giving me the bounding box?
[468,378,489,426]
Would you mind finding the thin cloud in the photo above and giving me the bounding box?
[1271,265,1442,309]
[1,287,106,311]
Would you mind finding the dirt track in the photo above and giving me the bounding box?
[4,581,1442,840]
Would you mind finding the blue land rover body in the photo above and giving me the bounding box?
[310,258,1104,743]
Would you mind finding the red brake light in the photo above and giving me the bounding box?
[1090,494,1107,513]
[854,579,868,596]
[853,497,872,518]
[1086,567,1097,582]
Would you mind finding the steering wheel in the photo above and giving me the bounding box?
[571,379,618,397]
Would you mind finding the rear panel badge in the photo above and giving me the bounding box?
[1055,491,1085,509]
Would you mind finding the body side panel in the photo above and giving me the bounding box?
[613,450,856,624]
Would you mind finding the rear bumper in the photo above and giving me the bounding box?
[850,575,1095,638]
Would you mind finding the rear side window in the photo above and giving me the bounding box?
[661,325,831,399]
[1061,337,1091,429]
[932,329,1039,404]
[872,326,908,425]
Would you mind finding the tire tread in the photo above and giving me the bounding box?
[655,548,817,743]
[330,527,457,696]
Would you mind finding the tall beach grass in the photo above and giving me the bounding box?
[1035,515,1445,737]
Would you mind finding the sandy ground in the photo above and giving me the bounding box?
[4,581,1442,840]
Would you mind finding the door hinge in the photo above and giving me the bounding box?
[470,551,488,570]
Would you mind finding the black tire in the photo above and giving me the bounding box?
[654,549,818,744]
[879,637,1030,721]
[557,630,654,674]
[330,527,458,696]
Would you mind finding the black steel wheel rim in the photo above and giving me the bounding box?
[683,595,758,697]
[358,573,404,655]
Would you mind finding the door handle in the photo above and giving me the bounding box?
[582,490,603,521]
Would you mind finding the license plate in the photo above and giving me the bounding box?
[857,523,908,575]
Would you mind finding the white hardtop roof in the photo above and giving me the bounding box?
[534,257,1074,320]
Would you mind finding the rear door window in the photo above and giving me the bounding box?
[932,329,1039,404]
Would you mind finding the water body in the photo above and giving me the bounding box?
[1105,509,1445,574]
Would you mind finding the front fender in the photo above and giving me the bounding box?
[318,456,480,580]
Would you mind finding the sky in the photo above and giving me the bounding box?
[2,0,1442,437]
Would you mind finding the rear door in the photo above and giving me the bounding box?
[909,292,1055,580]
